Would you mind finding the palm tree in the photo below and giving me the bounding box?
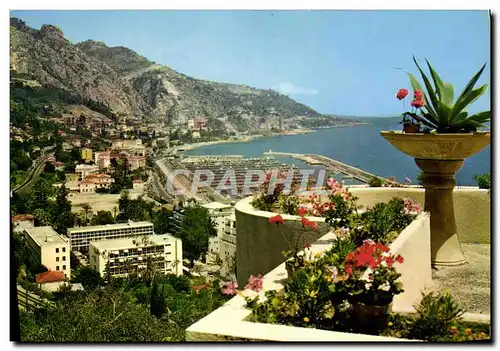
[81,203,92,224]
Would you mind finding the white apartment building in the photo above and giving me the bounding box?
[220,214,236,278]
[201,202,234,256]
[23,226,71,278]
[89,234,183,278]
[75,164,99,180]
[67,221,154,252]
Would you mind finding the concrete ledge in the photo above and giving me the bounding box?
[187,215,430,342]
[347,187,490,244]
[235,196,330,286]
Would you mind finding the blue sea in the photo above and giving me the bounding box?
[185,118,490,186]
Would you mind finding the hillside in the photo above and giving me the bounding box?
[10,17,329,134]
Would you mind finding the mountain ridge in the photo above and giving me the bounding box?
[10,17,336,134]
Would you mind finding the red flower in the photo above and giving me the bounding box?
[413,89,423,100]
[410,99,425,109]
[395,254,404,264]
[385,256,395,268]
[297,207,308,217]
[396,88,409,100]
[345,265,353,276]
[269,214,284,225]
[301,217,317,229]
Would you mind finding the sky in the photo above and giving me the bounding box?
[10,10,491,116]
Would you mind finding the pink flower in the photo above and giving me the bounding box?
[395,255,404,264]
[244,274,263,292]
[264,171,272,182]
[221,281,238,295]
[269,214,284,225]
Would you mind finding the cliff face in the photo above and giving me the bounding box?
[10,18,150,117]
[10,17,322,132]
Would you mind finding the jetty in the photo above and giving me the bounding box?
[263,150,389,184]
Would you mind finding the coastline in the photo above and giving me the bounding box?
[182,128,316,151]
[182,124,371,152]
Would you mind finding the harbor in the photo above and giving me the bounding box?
[263,150,390,184]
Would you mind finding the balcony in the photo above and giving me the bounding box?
[186,187,490,341]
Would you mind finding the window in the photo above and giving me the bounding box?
[63,256,66,261]
[56,266,60,270]
[63,265,66,270]
[63,247,66,253]
[56,248,59,253]
[56,257,60,262]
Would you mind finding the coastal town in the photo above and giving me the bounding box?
[10,10,491,343]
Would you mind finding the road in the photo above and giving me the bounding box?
[155,158,205,202]
[12,154,52,195]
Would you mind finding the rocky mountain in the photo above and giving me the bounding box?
[10,17,322,132]
[10,18,149,117]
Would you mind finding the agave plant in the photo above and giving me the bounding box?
[400,56,490,133]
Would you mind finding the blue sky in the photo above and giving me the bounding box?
[11,10,491,116]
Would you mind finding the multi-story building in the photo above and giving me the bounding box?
[67,221,155,252]
[75,164,99,180]
[129,155,146,171]
[79,179,96,193]
[23,226,71,278]
[89,234,183,278]
[220,214,236,278]
[84,174,114,190]
[81,148,94,162]
[201,202,234,256]
[95,151,111,169]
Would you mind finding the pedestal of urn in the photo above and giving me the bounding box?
[380,131,490,266]
[415,158,466,265]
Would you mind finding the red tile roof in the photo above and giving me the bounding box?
[36,270,65,284]
[12,214,34,222]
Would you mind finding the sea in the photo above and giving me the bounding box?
[185,117,491,186]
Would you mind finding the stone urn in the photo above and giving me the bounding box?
[380,131,490,266]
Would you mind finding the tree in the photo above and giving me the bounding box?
[152,208,172,234]
[91,210,115,225]
[33,208,53,226]
[150,280,166,318]
[70,251,81,271]
[19,287,182,342]
[72,267,104,290]
[53,184,74,233]
[177,205,217,267]
[81,203,93,224]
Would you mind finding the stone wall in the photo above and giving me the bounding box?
[349,187,490,244]
[235,197,330,287]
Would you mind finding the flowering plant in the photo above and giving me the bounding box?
[342,240,404,306]
[398,56,490,133]
[396,88,420,129]
[269,210,317,270]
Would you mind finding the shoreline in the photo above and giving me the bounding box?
[182,124,370,152]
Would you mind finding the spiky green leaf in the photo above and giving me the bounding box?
[466,111,491,123]
[455,63,487,103]
[425,58,444,100]
[441,81,455,107]
[413,57,441,115]
[450,85,488,121]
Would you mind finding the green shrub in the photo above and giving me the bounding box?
[278,194,299,215]
[368,176,383,187]
[410,291,464,341]
[417,172,424,186]
[474,173,490,189]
